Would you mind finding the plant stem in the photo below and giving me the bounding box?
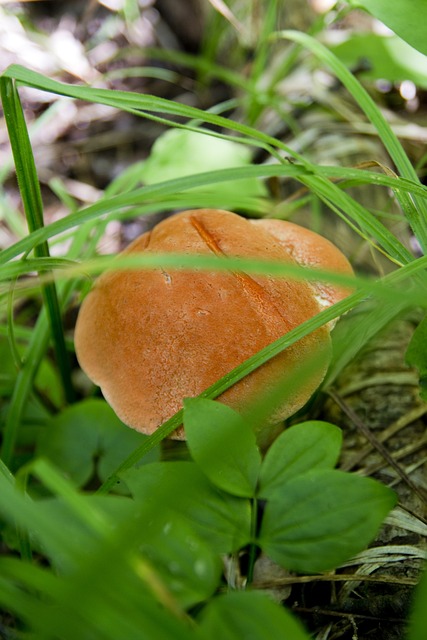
[246,497,259,585]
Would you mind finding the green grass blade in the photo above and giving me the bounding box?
[301,174,414,265]
[1,64,425,266]
[0,164,308,265]
[2,163,425,269]
[274,30,427,253]
[0,77,75,405]
[1,64,295,159]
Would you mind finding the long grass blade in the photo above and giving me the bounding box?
[274,30,427,253]
[1,164,425,268]
[0,77,75,405]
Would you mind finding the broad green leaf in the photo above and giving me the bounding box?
[184,398,262,498]
[198,590,310,640]
[258,421,342,499]
[347,0,427,57]
[405,314,427,400]
[141,128,267,203]
[139,516,222,609]
[331,33,427,88]
[259,469,396,573]
[36,399,159,489]
[122,461,251,553]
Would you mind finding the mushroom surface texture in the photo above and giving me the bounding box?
[74,209,354,439]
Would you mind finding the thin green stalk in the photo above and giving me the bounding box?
[246,497,259,585]
[246,0,279,124]
[0,77,75,404]
[0,312,51,465]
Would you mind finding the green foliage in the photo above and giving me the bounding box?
[1,2,426,636]
[122,461,252,554]
[258,421,342,498]
[140,128,268,208]
[346,0,427,56]
[110,399,397,583]
[198,590,310,640]
[405,314,427,400]
[408,566,427,640]
[0,334,63,410]
[0,77,74,404]
[36,399,160,489]
[259,469,395,573]
[184,398,262,497]
[183,400,395,574]
[331,33,427,88]
[0,403,396,639]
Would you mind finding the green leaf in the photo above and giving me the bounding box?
[0,481,196,640]
[258,421,342,499]
[184,398,262,498]
[198,590,310,640]
[141,128,267,204]
[405,314,427,400]
[347,0,427,57]
[122,461,251,553]
[259,469,396,573]
[36,399,159,489]
[331,33,427,88]
[139,515,222,609]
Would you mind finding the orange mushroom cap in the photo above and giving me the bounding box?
[74,209,354,438]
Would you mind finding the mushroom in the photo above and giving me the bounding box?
[74,209,353,439]
[249,218,353,324]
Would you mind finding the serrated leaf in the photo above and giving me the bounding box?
[259,469,396,573]
[198,590,310,640]
[122,461,251,553]
[184,398,262,498]
[405,314,427,400]
[36,399,159,489]
[258,421,342,499]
